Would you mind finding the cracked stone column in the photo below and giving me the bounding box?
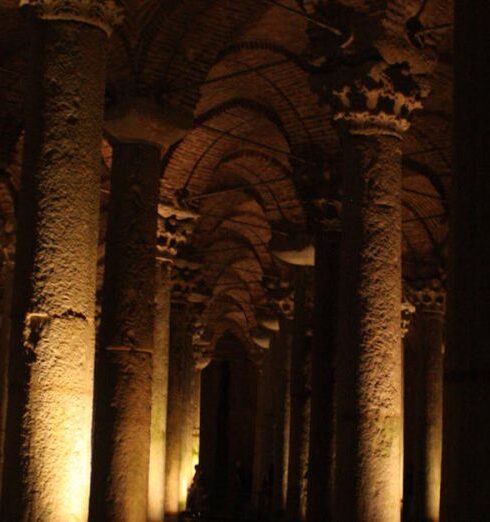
[90,140,161,522]
[148,207,197,522]
[334,66,422,522]
[307,211,341,522]
[406,280,445,522]
[0,2,119,520]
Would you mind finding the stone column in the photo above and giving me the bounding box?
[407,280,445,522]
[307,215,341,522]
[259,278,294,516]
[334,66,422,521]
[1,2,119,520]
[164,258,206,517]
[0,236,15,496]
[272,319,293,513]
[90,141,161,522]
[148,259,172,522]
[148,207,198,521]
[252,345,272,512]
[165,302,187,517]
[440,2,490,519]
[286,267,312,522]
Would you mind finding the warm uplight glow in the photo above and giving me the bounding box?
[38,385,93,522]
[179,475,189,510]
[148,438,165,522]
[426,431,442,521]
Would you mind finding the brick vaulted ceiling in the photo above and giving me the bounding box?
[0,0,453,351]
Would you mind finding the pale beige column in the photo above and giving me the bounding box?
[0,2,119,520]
[165,302,186,516]
[148,260,172,522]
[334,66,422,522]
[154,214,198,518]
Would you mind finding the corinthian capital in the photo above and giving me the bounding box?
[406,278,446,315]
[156,202,198,264]
[333,62,426,136]
[20,0,123,35]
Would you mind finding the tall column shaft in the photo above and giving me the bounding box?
[418,309,444,521]
[165,303,187,516]
[286,268,311,522]
[307,229,340,521]
[90,142,160,521]
[0,257,14,497]
[180,349,201,504]
[253,350,274,512]
[272,322,292,513]
[336,131,403,521]
[148,262,172,521]
[1,10,112,520]
[440,2,490,519]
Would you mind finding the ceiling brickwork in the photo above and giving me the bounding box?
[0,0,453,352]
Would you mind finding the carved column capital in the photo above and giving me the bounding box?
[333,63,427,137]
[406,279,446,315]
[156,203,198,265]
[171,259,210,304]
[20,0,123,36]
[263,277,295,322]
[308,196,342,234]
[192,341,212,371]
[401,298,416,338]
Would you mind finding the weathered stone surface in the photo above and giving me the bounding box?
[1,14,108,521]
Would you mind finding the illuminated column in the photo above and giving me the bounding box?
[190,343,211,474]
[307,211,341,522]
[286,267,312,522]
[165,302,187,517]
[1,2,120,520]
[334,67,422,521]
[407,280,445,522]
[178,274,209,509]
[148,259,172,522]
[148,207,198,521]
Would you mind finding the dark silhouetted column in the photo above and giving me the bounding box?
[91,141,160,522]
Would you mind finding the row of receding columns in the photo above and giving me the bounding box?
[0,0,482,520]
